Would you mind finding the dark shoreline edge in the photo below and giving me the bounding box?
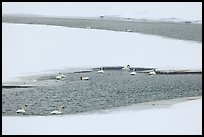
[2,66,202,89]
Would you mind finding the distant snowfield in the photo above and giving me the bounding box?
[2,98,202,135]
[2,23,202,82]
[2,2,202,22]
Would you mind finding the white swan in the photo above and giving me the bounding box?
[56,75,62,80]
[60,74,66,78]
[50,106,65,115]
[56,73,66,80]
[97,68,104,74]
[149,69,156,75]
[122,65,131,71]
[130,69,136,75]
[16,105,27,114]
[86,26,91,29]
[80,76,89,80]
[126,29,132,32]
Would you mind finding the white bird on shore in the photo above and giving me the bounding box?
[50,106,65,115]
[60,74,66,78]
[56,73,66,80]
[56,75,61,80]
[16,105,27,114]
[80,76,89,80]
[126,29,132,32]
[86,26,91,29]
[122,65,131,71]
[130,69,136,75]
[97,68,104,74]
[149,69,156,75]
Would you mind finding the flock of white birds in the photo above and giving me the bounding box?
[16,65,156,115]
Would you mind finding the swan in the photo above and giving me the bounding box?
[86,26,91,29]
[16,105,27,114]
[130,69,136,75]
[126,29,132,32]
[56,73,66,80]
[122,65,131,71]
[149,69,156,75]
[33,79,37,82]
[80,76,89,80]
[56,75,62,80]
[50,106,65,115]
[97,68,104,74]
[60,74,66,78]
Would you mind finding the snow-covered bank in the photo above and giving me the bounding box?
[2,23,202,82]
[2,98,202,135]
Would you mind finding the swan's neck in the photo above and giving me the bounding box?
[21,106,25,110]
[59,107,63,112]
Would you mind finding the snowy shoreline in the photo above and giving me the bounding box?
[2,96,202,135]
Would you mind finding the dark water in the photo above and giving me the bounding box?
[2,70,202,116]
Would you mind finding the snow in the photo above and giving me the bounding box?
[2,3,202,135]
[2,98,202,135]
[2,23,202,82]
[2,2,202,22]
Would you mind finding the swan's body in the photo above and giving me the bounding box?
[50,106,65,115]
[80,76,89,80]
[122,65,130,71]
[50,110,63,115]
[86,26,91,29]
[149,69,156,75]
[56,75,62,80]
[130,69,136,75]
[97,68,104,74]
[16,109,26,113]
[56,73,66,80]
[149,71,156,75]
[126,29,132,32]
[60,74,66,78]
[16,105,27,114]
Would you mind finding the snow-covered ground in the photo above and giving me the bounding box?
[2,23,202,82]
[2,98,202,135]
[2,2,202,23]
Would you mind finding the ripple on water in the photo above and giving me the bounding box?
[2,71,202,116]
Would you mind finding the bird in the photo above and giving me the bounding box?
[122,65,131,71]
[50,106,65,115]
[80,76,89,80]
[86,26,91,29]
[16,105,27,114]
[97,68,104,74]
[56,73,66,80]
[126,29,132,32]
[149,69,156,75]
[60,74,66,78]
[56,75,62,80]
[130,69,136,75]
